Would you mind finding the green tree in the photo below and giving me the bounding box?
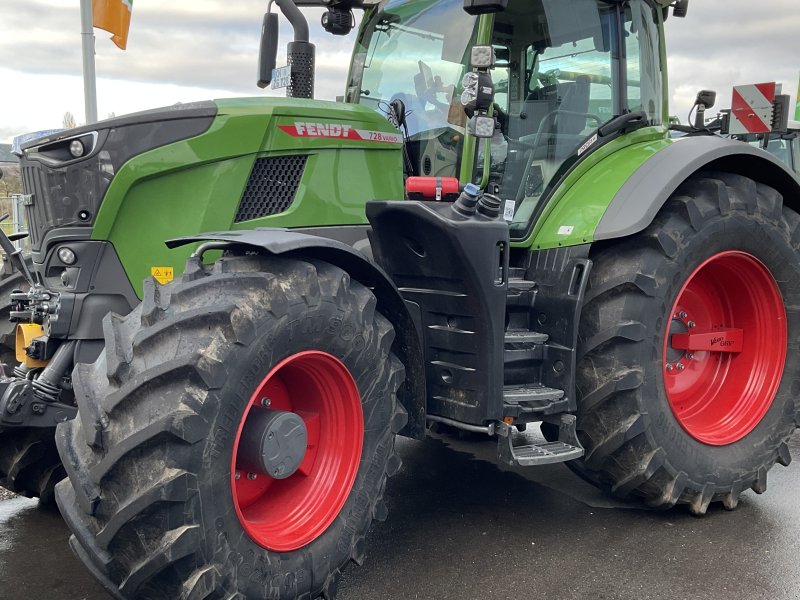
[0,167,21,196]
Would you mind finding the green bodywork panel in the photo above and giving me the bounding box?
[521,127,673,249]
[92,98,404,297]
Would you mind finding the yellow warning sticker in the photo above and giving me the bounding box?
[151,266,174,285]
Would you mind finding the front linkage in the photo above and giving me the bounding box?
[0,228,78,431]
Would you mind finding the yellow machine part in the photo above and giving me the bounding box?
[15,324,49,368]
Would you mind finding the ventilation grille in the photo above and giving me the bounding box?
[234,156,307,223]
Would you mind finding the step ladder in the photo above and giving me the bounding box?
[497,414,584,467]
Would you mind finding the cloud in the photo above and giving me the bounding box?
[664,3,800,120]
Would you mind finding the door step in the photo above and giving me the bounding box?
[503,385,567,416]
[497,415,584,467]
[504,330,548,345]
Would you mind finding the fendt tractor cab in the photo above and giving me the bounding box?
[4,1,800,598]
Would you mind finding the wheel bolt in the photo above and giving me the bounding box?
[247,472,258,480]
[666,364,674,372]
[260,397,271,408]
[679,311,688,319]
[687,353,695,360]
[676,363,685,371]
[687,321,696,328]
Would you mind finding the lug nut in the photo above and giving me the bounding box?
[687,353,695,360]
[666,364,674,372]
[688,321,696,328]
[247,472,258,480]
[679,311,688,319]
[261,397,271,407]
[235,471,241,480]
[676,363,686,371]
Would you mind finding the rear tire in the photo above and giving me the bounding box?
[571,172,800,514]
[55,255,407,599]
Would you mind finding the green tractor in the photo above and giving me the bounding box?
[4,0,800,597]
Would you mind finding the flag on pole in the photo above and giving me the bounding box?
[93,0,133,50]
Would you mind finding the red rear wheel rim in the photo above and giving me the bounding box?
[663,251,786,446]
[231,351,363,551]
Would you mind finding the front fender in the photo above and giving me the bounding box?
[167,229,427,440]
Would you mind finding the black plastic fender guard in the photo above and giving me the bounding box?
[167,228,427,440]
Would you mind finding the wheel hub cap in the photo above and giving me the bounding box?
[238,410,308,480]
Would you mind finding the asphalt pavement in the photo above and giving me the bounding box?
[1,429,798,600]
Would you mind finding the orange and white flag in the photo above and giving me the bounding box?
[93,0,133,50]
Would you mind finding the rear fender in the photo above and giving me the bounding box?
[595,136,800,241]
[167,229,426,440]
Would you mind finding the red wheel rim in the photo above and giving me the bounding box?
[230,351,363,551]
[663,251,786,446]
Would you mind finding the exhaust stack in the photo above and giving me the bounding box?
[258,0,315,99]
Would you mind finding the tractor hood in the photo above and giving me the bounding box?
[19,101,219,254]
[19,98,404,270]
[20,96,405,296]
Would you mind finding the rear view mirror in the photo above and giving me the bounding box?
[257,12,280,89]
[463,0,508,16]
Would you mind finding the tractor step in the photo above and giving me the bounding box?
[504,330,548,345]
[497,415,584,467]
[504,330,549,364]
[503,385,565,414]
[506,278,537,308]
[508,278,536,292]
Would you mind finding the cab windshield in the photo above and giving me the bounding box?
[349,0,476,137]
[349,0,664,238]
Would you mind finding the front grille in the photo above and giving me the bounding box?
[21,164,47,249]
[234,156,307,223]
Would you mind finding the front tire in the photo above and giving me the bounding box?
[55,255,407,599]
[573,172,800,514]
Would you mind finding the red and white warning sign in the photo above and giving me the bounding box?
[730,82,776,135]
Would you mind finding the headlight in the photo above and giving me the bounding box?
[471,116,497,139]
[461,72,480,107]
[69,140,85,158]
[470,46,495,70]
[57,247,77,265]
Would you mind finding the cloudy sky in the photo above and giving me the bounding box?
[1,0,798,143]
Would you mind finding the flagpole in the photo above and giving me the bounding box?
[80,0,98,124]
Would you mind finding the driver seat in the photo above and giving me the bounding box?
[555,76,591,136]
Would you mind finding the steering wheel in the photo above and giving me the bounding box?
[536,69,561,87]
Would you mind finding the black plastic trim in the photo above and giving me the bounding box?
[34,240,139,341]
[366,201,510,426]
